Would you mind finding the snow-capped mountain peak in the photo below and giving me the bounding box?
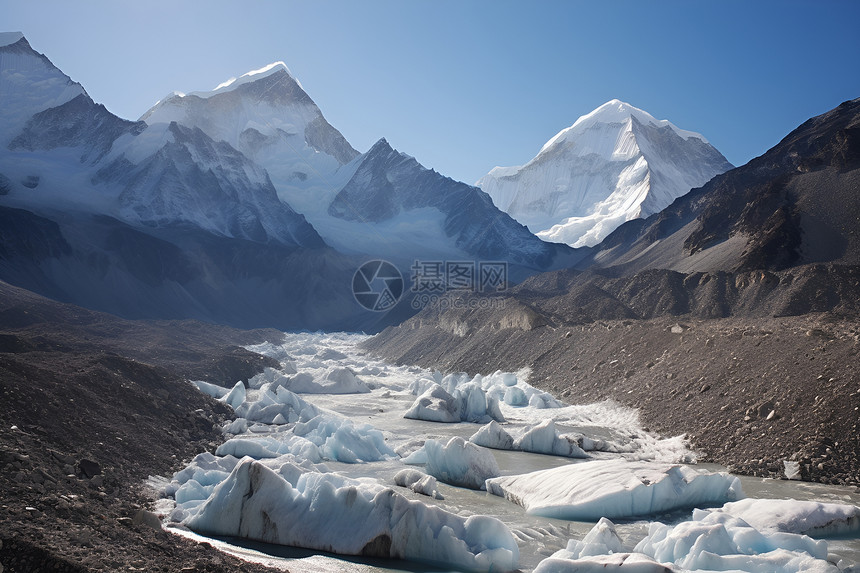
[478,99,732,248]
[0,34,324,249]
[211,61,300,93]
[150,62,301,106]
[141,61,360,218]
[0,33,87,146]
[539,99,708,157]
[533,99,708,161]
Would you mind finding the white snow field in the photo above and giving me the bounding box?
[485,459,743,520]
[160,332,860,573]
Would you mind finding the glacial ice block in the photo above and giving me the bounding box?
[634,510,835,572]
[485,459,743,520]
[191,379,229,399]
[184,458,519,572]
[421,436,500,490]
[703,498,860,537]
[534,553,672,573]
[219,380,246,410]
[394,468,443,499]
[287,367,371,394]
[554,517,624,559]
[215,412,396,464]
[470,420,589,458]
[404,383,505,424]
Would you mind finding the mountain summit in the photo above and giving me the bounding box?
[478,100,733,248]
[144,62,576,275]
[141,62,359,218]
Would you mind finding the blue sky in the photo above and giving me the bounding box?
[5,1,859,184]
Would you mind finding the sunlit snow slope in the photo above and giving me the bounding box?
[143,64,576,271]
[478,100,733,248]
[141,62,360,219]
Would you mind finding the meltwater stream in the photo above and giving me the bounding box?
[159,332,860,572]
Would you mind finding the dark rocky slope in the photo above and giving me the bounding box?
[0,280,284,572]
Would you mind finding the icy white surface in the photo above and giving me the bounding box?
[471,420,590,458]
[292,413,395,463]
[192,364,395,465]
[534,552,671,573]
[516,420,589,458]
[220,380,246,410]
[784,460,802,480]
[405,383,505,424]
[232,383,320,425]
[394,468,443,499]
[478,99,732,247]
[285,367,371,394]
[191,379,229,399]
[471,421,515,450]
[414,437,500,490]
[183,458,519,572]
[708,498,860,537]
[486,459,743,520]
[215,412,394,464]
[635,510,837,572]
[208,62,300,95]
[554,517,624,559]
[425,370,562,412]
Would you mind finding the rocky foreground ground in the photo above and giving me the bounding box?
[0,281,284,572]
[365,308,860,487]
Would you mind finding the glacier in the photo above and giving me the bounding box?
[394,468,444,499]
[485,459,743,520]
[281,367,371,394]
[405,382,506,424]
[536,510,843,573]
[478,99,733,248]
[707,498,860,537]
[161,332,860,573]
[406,436,500,490]
[180,457,519,572]
[634,510,836,572]
[470,419,591,458]
[534,552,671,573]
